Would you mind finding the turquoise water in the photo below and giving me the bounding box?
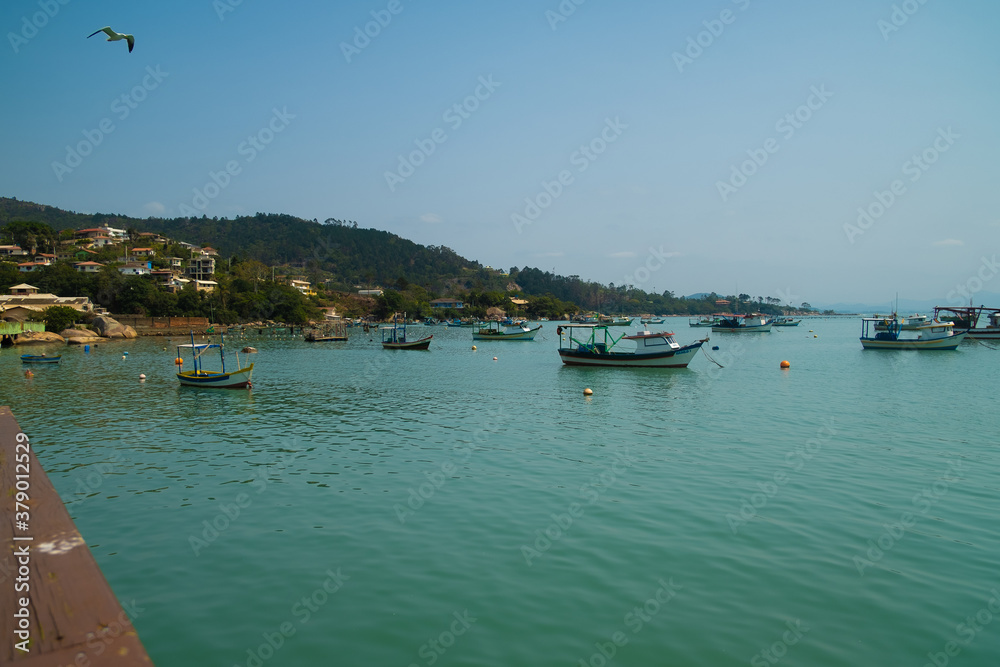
[3,318,999,666]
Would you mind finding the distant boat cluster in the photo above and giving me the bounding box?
[23,306,988,390]
[172,306,1000,388]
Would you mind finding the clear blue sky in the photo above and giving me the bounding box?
[2,0,998,304]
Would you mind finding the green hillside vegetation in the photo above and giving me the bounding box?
[1,197,809,321]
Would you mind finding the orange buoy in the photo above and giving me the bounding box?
[175,357,183,366]
[780,360,790,369]
[583,388,593,396]
[24,370,33,378]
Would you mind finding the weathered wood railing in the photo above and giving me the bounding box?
[0,407,153,665]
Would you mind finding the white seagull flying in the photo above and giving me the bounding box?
[88,26,134,53]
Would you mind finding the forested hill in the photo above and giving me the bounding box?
[1,197,807,315]
[0,197,477,288]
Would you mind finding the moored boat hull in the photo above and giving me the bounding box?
[472,326,541,341]
[963,328,1000,340]
[711,324,772,332]
[177,364,254,388]
[21,355,61,363]
[558,341,704,368]
[382,336,432,350]
[860,332,966,350]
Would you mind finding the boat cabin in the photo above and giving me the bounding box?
[623,331,681,351]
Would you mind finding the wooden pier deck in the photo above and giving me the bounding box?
[0,322,45,336]
[0,407,153,665]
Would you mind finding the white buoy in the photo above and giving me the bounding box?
[493,356,498,361]
[139,373,146,381]
[583,388,593,396]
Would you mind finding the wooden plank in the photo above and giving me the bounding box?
[0,406,154,666]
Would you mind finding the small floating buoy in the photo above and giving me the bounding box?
[493,356,498,361]
[84,344,90,352]
[813,335,818,338]
[712,346,719,351]
[175,357,183,366]
[471,345,477,350]
[139,373,146,381]
[122,355,126,360]
[808,330,813,332]
[583,388,593,396]
[780,360,790,369]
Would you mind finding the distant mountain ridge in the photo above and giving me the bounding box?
[811,295,1000,315]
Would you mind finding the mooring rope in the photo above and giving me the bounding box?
[701,346,724,368]
[966,334,999,350]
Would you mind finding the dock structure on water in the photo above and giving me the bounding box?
[0,321,45,347]
[0,407,154,666]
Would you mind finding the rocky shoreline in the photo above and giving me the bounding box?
[13,315,137,346]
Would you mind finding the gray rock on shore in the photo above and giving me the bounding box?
[92,315,138,339]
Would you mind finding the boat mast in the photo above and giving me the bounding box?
[189,331,198,373]
[219,330,226,374]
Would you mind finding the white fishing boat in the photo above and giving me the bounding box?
[933,306,1000,340]
[472,321,542,341]
[711,313,772,332]
[860,317,966,350]
[557,324,706,368]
